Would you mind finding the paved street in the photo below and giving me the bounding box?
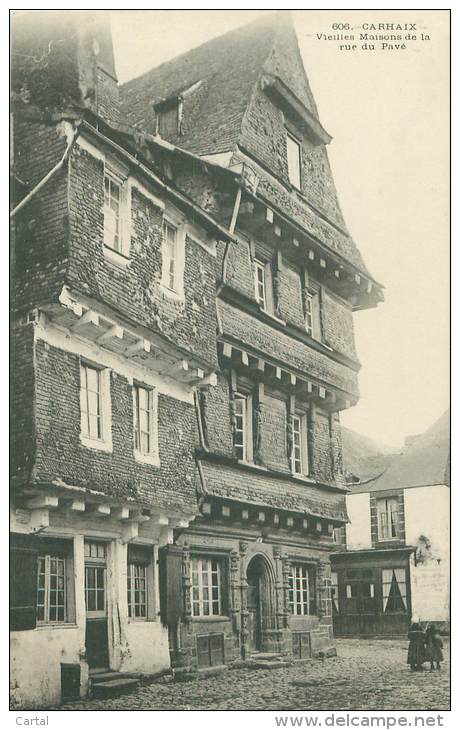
[58,639,450,712]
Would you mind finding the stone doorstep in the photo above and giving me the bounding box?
[90,671,140,699]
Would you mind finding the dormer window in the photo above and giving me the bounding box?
[286,131,302,190]
[155,99,182,138]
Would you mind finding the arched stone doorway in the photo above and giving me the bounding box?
[246,554,276,653]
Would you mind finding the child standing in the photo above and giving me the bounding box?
[425,624,444,671]
[407,619,426,671]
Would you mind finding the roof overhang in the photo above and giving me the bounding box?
[260,73,332,146]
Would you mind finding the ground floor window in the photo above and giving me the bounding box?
[382,568,407,613]
[191,557,222,617]
[37,554,67,623]
[127,544,154,620]
[331,571,339,615]
[288,563,316,615]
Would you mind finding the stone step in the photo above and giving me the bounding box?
[245,659,292,670]
[91,677,140,699]
[90,671,135,684]
[249,652,285,661]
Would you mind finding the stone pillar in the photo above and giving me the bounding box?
[182,541,192,627]
[239,541,250,659]
[281,553,291,629]
[229,549,241,640]
[317,560,333,637]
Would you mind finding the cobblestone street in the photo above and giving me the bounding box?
[57,639,450,712]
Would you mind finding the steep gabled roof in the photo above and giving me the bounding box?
[120,14,278,154]
[351,409,450,493]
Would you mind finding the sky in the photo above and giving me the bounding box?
[110,10,450,448]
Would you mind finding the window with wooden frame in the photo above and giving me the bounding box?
[330,571,339,615]
[127,544,155,621]
[162,220,178,291]
[233,391,253,462]
[36,539,74,625]
[305,286,322,340]
[382,568,407,614]
[84,541,107,618]
[289,563,316,616]
[290,413,309,476]
[286,131,302,190]
[191,557,222,617]
[133,384,158,463]
[156,102,181,138]
[80,363,102,441]
[253,258,274,313]
[377,497,399,540]
[103,164,130,258]
[37,554,67,624]
[80,362,112,451]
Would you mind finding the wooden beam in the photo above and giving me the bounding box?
[125,338,151,357]
[91,504,111,517]
[150,514,169,526]
[222,342,232,359]
[25,495,59,510]
[71,310,99,332]
[69,499,85,513]
[97,324,124,345]
[112,506,130,521]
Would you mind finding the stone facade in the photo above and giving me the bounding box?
[10,11,382,707]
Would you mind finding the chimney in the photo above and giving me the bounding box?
[11,10,120,128]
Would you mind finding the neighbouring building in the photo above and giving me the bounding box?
[10,11,383,708]
[332,410,450,637]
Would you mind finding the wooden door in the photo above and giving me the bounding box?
[247,578,261,651]
[84,542,109,671]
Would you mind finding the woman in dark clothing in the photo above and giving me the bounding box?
[425,624,444,670]
[407,620,426,671]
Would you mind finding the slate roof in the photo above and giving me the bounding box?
[120,12,379,285]
[200,459,348,522]
[120,14,278,154]
[351,409,450,493]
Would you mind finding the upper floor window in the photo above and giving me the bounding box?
[233,391,253,462]
[286,132,302,190]
[161,218,185,298]
[377,497,399,540]
[291,413,309,476]
[305,286,321,340]
[133,384,158,465]
[191,556,223,617]
[104,165,130,259]
[254,259,274,313]
[156,102,181,138]
[289,564,316,615]
[80,362,112,452]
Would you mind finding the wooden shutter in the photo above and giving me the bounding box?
[10,533,39,631]
[158,544,183,625]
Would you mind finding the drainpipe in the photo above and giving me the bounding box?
[10,123,81,219]
[216,185,242,296]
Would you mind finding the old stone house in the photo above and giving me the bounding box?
[332,410,450,637]
[10,11,383,707]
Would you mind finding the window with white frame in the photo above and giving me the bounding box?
[133,384,157,459]
[191,557,222,617]
[254,259,266,309]
[80,363,103,440]
[103,166,130,258]
[305,288,321,339]
[37,554,67,624]
[233,391,253,462]
[162,220,178,291]
[127,564,147,619]
[291,413,309,475]
[289,564,316,616]
[286,132,302,190]
[382,568,407,614]
[377,497,399,540]
[80,362,112,450]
